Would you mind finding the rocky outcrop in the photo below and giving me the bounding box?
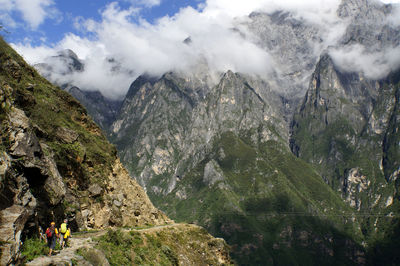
[111,70,287,197]
[289,50,400,265]
[34,49,83,78]
[0,104,170,264]
[203,160,224,188]
[82,158,169,228]
[290,51,399,209]
[337,0,399,50]
[22,0,400,264]
[0,37,171,265]
[108,67,367,264]
[246,10,320,99]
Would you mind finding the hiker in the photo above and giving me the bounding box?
[59,219,68,249]
[38,226,46,242]
[45,222,59,256]
[62,227,71,248]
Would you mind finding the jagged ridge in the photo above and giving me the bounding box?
[0,37,231,265]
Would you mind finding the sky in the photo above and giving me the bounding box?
[1,0,205,45]
[1,0,398,45]
[1,0,400,99]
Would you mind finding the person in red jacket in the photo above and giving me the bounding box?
[45,222,59,256]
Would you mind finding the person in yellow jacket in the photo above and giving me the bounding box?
[59,219,68,249]
[63,227,71,248]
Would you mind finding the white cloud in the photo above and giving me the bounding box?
[387,2,400,25]
[13,1,274,98]
[130,0,162,8]
[12,0,400,99]
[381,0,400,3]
[0,0,14,11]
[329,44,400,79]
[12,42,55,63]
[0,0,59,29]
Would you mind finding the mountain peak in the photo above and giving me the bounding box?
[56,49,79,60]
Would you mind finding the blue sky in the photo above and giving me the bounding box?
[2,0,398,52]
[1,0,204,45]
[3,0,400,99]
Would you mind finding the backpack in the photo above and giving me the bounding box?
[64,229,70,239]
[60,223,67,234]
[46,228,53,238]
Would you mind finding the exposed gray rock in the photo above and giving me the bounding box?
[8,108,41,158]
[290,53,395,212]
[88,184,103,197]
[246,11,320,98]
[55,127,79,144]
[0,154,36,265]
[111,70,287,196]
[42,155,67,206]
[203,160,224,187]
[113,200,122,207]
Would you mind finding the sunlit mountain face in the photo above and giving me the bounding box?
[3,0,400,264]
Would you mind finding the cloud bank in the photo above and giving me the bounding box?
[0,0,58,29]
[330,44,400,79]
[11,0,400,99]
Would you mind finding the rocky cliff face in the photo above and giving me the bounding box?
[291,54,392,205]
[25,0,400,264]
[245,10,320,99]
[337,0,398,49]
[106,1,400,264]
[290,0,400,248]
[111,70,288,196]
[0,38,232,265]
[0,38,170,265]
[290,53,400,258]
[63,85,122,131]
[109,67,366,264]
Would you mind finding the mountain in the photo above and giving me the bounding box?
[107,1,400,264]
[291,53,400,265]
[63,85,122,131]
[290,0,400,262]
[110,67,365,265]
[0,37,231,265]
[35,50,123,132]
[28,0,400,264]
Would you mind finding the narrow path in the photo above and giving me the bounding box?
[129,222,185,233]
[25,223,183,265]
[26,231,106,266]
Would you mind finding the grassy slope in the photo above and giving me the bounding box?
[0,36,117,193]
[155,132,363,265]
[94,225,230,266]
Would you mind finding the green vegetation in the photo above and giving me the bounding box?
[0,35,118,224]
[290,65,400,263]
[96,229,179,265]
[21,238,48,262]
[0,36,116,186]
[153,131,363,265]
[76,247,108,265]
[95,226,227,266]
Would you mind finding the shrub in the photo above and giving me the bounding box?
[21,237,47,262]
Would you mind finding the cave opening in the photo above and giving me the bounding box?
[23,166,47,201]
